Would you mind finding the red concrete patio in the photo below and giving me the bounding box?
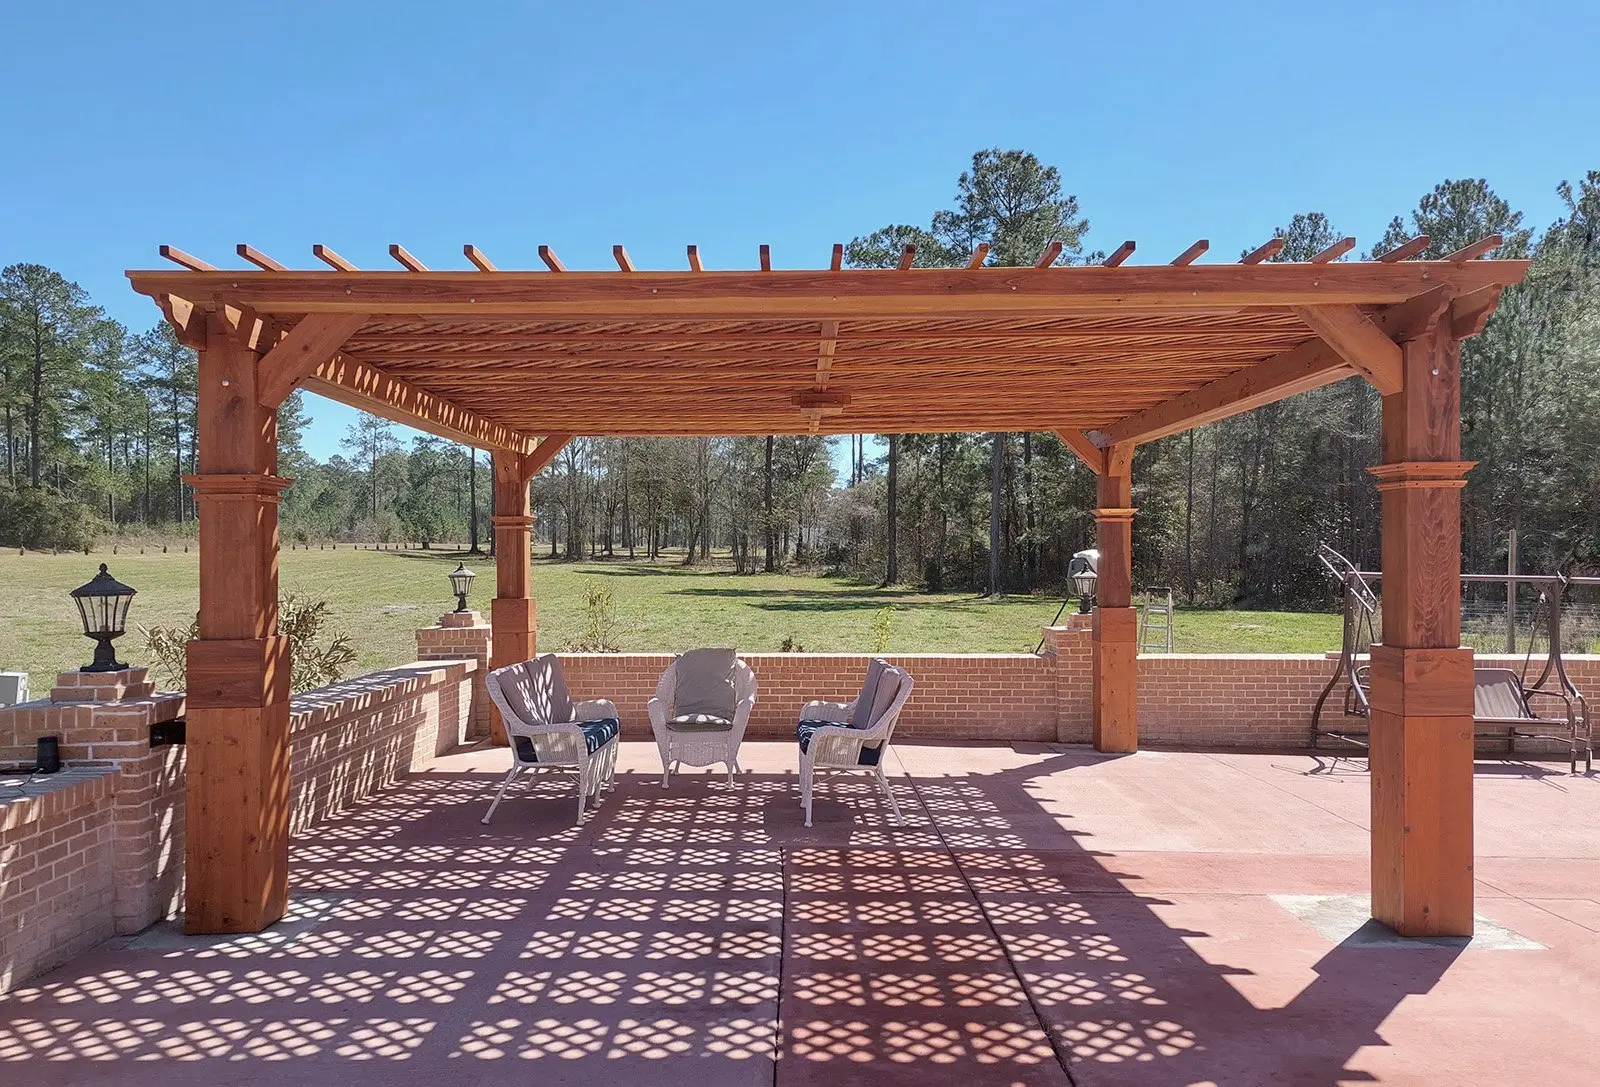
[2,741,1596,1085]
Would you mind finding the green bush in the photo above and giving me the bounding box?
[0,485,103,551]
[140,593,358,694]
[566,579,622,652]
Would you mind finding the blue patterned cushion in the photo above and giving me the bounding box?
[513,717,620,762]
[797,719,883,766]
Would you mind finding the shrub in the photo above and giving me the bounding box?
[0,485,102,551]
[870,606,896,653]
[566,579,622,652]
[779,634,806,652]
[140,593,358,694]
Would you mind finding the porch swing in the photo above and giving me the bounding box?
[1311,544,1592,773]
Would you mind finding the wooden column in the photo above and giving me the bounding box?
[1368,316,1476,937]
[1093,444,1138,753]
[183,313,292,934]
[489,450,535,745]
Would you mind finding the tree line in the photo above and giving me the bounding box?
[3,150,1596,608]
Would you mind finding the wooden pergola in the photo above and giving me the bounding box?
[129,234,1526,939]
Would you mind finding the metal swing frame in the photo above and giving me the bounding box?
[1311,546,1593,773]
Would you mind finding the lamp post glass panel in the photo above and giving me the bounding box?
[1072,569,1098,613]
[1068,548,1100,614]
[70,564,136,672]
[449,562,476,613]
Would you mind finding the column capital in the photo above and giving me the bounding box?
[184,473,293,501]
[1367,461,1474,491]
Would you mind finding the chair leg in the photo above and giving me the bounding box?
[481,765,523,825]
[576,769,588,823]
[802,762,814,827]
[877,766,905,826]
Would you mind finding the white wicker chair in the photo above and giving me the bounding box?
[482,654,621,825]
[648,651,758,787]
[797,662,914,827]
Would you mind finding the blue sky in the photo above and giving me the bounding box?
[3,1,1595,468]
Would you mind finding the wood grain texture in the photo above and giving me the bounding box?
[1369,317,1475,937]
[255,314,367,408]
[1292,304,1404,395]
[489,451,536,746]
[186,312,290,934]
[1092,608,1138,754]
[126,257,1526,440]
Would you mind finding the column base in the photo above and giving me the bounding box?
[184,701,291,934]
[1370,709,1475,937]
[1092,607,1138,753]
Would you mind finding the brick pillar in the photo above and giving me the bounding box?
[417,611,493,740]
[1041,619,1093,743]
[0,678,186,934]
[1093,447,1138,753]
[1368,316,1476,938]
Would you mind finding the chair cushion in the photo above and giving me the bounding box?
[668,713,733,733]
[674,648,738,720]
[501,654,573,726]
[797,719,883,765]
[512,717,620,762]
[863,667,902,729]
[849,658,888,730]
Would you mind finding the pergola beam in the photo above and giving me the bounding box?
[126,261,1529,318]
[1292,304,1404,395]
[1100,337,1356,445]
[463,245,498,272]
[1054,429,1106,472]
[389,244,428,272]
[520,434,573,477]
[255,315,369,408]
[301,355,537,453]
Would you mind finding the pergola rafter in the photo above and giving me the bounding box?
[133,236,1526,943]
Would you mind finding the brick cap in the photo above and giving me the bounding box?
[438,611,488,628]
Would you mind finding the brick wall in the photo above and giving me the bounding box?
[0,769,116,995]
[0,657,478,995]
[287,659,476,834]
[552,635,1600,754]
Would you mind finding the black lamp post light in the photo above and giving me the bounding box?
[1072,569,1098,614]
[70,563,137,672]
[1068,548,1100,614]
[449,562,477,613]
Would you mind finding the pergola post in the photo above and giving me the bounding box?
[489,450,535,745]
[1093,444,1138,753]
[183,313,292,934]
[1368,316,1476,937]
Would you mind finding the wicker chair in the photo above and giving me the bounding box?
[481,654,621,825]
[796,660,915,827]
[648,648,758,787]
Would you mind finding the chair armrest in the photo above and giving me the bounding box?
[728,693,758,744]
[573,698,617,720]
[801,699,853,722]
[647,697,669,729]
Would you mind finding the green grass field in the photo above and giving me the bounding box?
[0,548,1342,694]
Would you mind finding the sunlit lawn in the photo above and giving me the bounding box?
[0,547,1343,694]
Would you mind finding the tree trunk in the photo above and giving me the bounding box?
[468,447,480,553]
[763,435,775,572]
[1184,429,1196,604]
[987,433,1005,594]
[882,434,900,586]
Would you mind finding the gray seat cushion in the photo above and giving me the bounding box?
[668,713,734,733]
[674,648,738,721]
[849,658,889,730]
